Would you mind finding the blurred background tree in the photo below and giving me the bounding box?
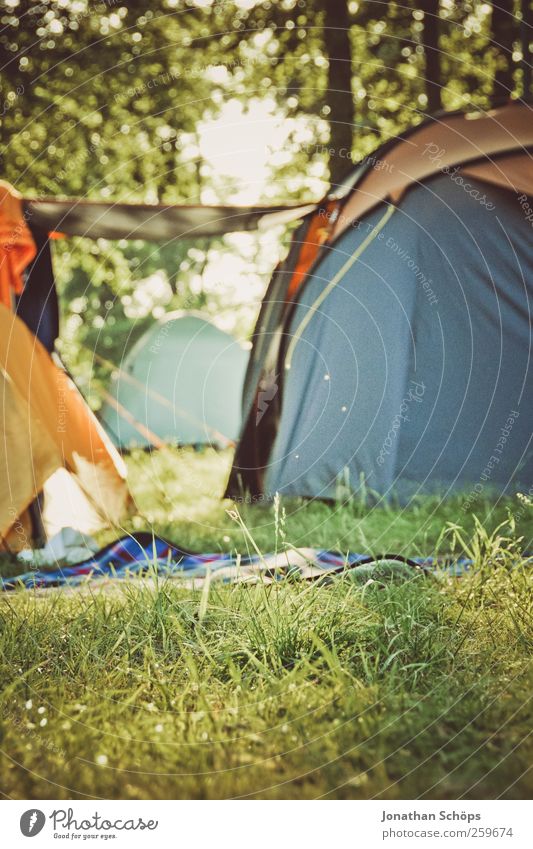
[0,0,530,404]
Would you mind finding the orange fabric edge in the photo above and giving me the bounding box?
[0,180,37,310]
[286,200,341,301]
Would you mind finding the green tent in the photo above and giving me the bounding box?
[100,312,249,449]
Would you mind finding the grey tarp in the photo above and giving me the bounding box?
[264,173,533,500]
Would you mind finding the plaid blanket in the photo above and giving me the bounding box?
[0,531,475,591]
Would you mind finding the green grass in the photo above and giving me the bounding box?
[124,447,533,557]
[0,447,532,799]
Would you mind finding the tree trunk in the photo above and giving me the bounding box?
[492,0,516,102]
[323,0,354,187]
[420,1,441,113]
[521,0,532,99]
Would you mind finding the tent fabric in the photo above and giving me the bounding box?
[461,152,533,197]
[0,303,131,548]
[228,106,533,502]
[0,180,36,309]
[224,213,319,496]
[100,312,249,448]
[331,102,533,238]
[262,173,533,499]
[16,227,59,352]
[286,199,340,300]
[228,104,533,499]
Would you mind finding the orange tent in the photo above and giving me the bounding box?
[0,181,131,551]
[0,303,131,549]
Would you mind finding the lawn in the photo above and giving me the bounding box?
[0,448,532,800]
